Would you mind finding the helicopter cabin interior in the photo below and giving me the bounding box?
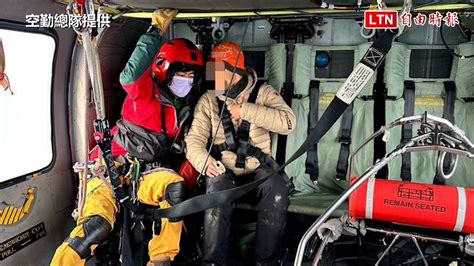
[0,0,474,265]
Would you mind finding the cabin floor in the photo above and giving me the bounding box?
[84,209,473,265]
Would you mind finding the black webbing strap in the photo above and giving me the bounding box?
[94,119,151,265]
[94,120,138,212]
[305,80,320,183]
[335,103,353,181]
[213,142,271,168]
[464,97,474,102]
[216,100,238,152]
[443,81,456,124]
[282,30,396,169]
[215,80,263,168]
[212,80,295,194]
[434,81,457,185]
[156,171,270,220]
[401,81,415,182]
[236,83,261,168]
[276,41,296,166]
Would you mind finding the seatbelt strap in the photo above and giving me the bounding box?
[236,82,261,168]
[216,100,238,151]
[335,103,353,181]
[277,41,296,166]
[401,81,415,182]
[434,81,457,185]
[443,81,456,124]
[235,120,251,168]
[282,30,397,169]
[305,80,320,184]
[156,171,271,219]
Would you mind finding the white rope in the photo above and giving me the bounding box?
[397,0,413,37]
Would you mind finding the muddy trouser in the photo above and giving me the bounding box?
[50,170,185,265]
[203,163,290,265]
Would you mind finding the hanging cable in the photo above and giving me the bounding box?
[440,20,474,59]
[396,0,412,37]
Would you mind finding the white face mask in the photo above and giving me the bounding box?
[169,76,193,98]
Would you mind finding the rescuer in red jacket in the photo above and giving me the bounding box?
[52,9,204,266]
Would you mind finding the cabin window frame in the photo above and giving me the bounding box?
[0,20,58,188]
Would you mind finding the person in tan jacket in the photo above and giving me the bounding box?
[185,42,296,265]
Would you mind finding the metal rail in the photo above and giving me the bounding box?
[295,113,474,265]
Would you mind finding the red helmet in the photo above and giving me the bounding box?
[151,38,204,85]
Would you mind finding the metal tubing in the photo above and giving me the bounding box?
[412,236,429,266]
[294,145,408,265]
[375,234,400,266]
[297,113,474,266]
[82,33,106,120]
[365,227,461,246]
[349,114,474,178]
[312,235,330,266]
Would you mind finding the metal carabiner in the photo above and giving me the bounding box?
[437,151,459,180]
[66,1,86,35]
[211,17,226,42]
[377,0,387,10]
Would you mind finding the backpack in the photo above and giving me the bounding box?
[113,119,168,162]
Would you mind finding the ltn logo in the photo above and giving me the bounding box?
[364,10,398,29]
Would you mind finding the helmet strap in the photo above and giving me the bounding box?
[225,72,248,99]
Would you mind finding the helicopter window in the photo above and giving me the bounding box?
[0,28,56,183]
[243,50,266,79]
[409,49,454,79]
[315,50,354,79]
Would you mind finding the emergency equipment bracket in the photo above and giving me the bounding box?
[186,18,234,43]
[269,17,320,41]
[186,19,215,45]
